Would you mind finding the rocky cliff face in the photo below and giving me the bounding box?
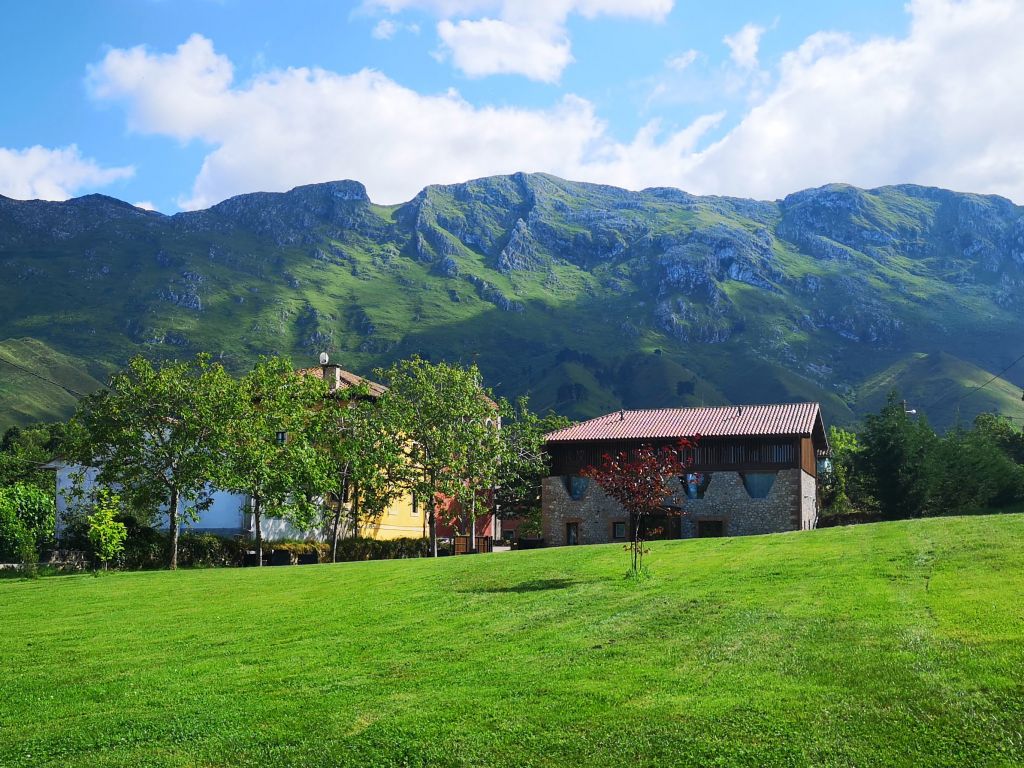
[1,173,1023,429]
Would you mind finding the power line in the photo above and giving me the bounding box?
[920,350,1024,415]
[0,354,88,399]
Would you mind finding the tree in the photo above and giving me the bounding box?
[67,354,235,569]
[0,422,66,493]
[857,392,938,519]
[309,385,407,562]
[376,357,502,557]
[494,406,571,535]
[218,356,325,566]
[582,439,695,574]
[928,423,1024,515]
[87,489,127,570]
[820,426,867,516]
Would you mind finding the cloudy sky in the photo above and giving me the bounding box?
[2,0,1022,211]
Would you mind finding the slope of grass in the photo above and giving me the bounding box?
[857,351,1024,426]
[2,515,1023,767]
[0,338,106,430]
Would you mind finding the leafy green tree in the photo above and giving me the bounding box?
[218,356,325,566]
[376,357,502,557]
[0,422,66,493]
[309,385,407,562]
[820,426,868,515]
[87,489,128,570]
[494,406,570,534]
[928,424,1024,515]
[857,392,938,519]
[67,354,235,569]
[972,413,1024,464]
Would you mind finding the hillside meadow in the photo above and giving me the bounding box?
[1,514,1023,767]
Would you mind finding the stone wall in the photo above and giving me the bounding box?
[541,468,815,545]
[799,469,818,530]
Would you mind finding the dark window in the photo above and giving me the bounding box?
[563,475,589,500]
[741,471,777,499]
[683,472,712,499]
[612,521,627,539]
[566,522,579,545]
[696,519,725,537]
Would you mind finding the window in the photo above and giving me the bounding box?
[562,475,589,500]
[696,519,725,538]
[741,471,777,499]
[683,472,712,499]
[566,522,579,545]
[411,493,418,516]
[612,521,627,540]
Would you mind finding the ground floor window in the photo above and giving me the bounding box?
[566,521,579,545]
[612,521,627,539]
[696,519,725,537]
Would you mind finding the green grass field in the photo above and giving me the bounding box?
[2,515,1023,767]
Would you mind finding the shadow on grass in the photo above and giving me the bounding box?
[467,578,579,594]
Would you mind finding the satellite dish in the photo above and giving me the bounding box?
[319,352,330,365]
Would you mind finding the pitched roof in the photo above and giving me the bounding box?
[545,403,823,442]
[296,364,388,398]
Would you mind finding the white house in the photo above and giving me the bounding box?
[43,460,329,542]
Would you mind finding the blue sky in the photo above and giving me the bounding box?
[1,0,1021,210]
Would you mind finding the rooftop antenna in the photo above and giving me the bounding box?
[619,409,625,421]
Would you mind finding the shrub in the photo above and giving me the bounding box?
[87,490,128,570]
[330,537,431,562]
[0,502,36,564]
[0,483,56,559]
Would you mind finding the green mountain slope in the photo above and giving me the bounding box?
[1,174,1023,430]
[0,338,106,426]
[2,514,1023,766]
[857,351,1024,425]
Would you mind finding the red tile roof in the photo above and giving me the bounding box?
[296,364,388,398]
[545,403,822,442]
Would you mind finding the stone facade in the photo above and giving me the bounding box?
[541,468,818,546]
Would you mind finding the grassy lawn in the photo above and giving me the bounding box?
[2,514,1023,767]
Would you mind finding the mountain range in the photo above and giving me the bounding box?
[2,172,1024,432]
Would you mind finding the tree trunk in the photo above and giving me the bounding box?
[332,469,349,562]
[253,495,263,567]
[168,486,180,571]
[469,492,477,552]
[350,481,361,539]
[429,507,437,557]
[330,501,342,563]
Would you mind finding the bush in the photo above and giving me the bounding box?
[0,483,55,560]
[0,503,36,564]
[329,537,431,562]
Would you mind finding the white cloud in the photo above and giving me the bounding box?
[88,35,616,207]
[723,23,765,70]
[682,0,1024,200]
[437,18,572,81]
[666,49,698,72]
[369,0,673,81]
[133,200,157,210]
[372,19,398,39]
[0,144,133,201]
[89,1,1024,210]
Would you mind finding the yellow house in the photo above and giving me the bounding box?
[298,360,426,541]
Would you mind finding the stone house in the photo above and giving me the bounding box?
[541,403,829,546]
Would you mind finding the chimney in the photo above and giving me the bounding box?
[319,352,338,392]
